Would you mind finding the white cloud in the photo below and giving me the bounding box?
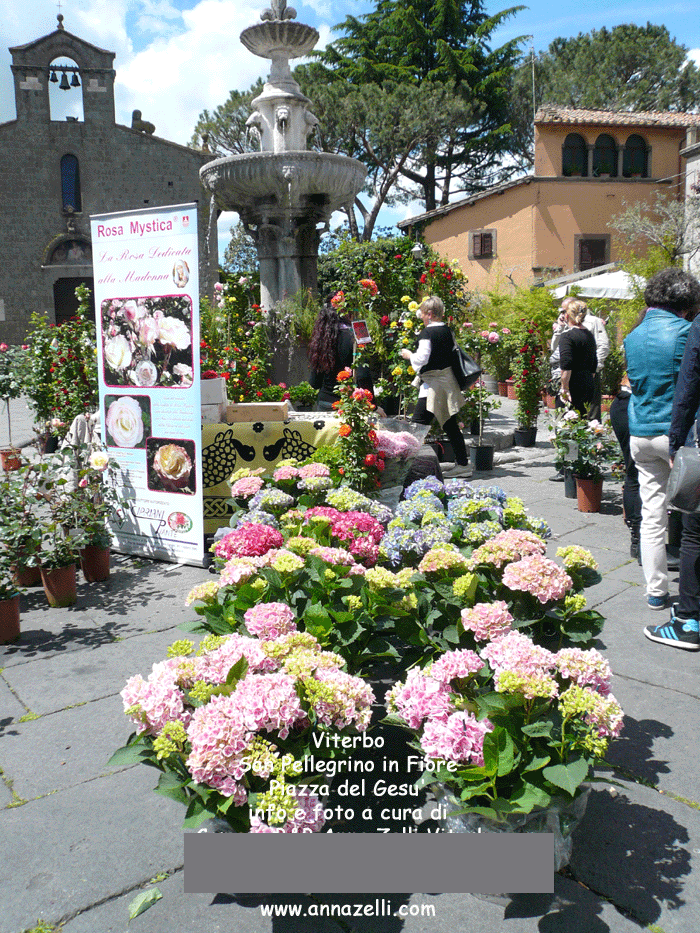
[689,48,700,66]
[115,1,269,144]
[137,0,182,36]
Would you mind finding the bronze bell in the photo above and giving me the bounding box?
[71,72,80,87]
[59,71,70,90]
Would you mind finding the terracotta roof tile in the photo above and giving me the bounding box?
[535,106,700,128]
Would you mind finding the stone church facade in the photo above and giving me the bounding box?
[0,16,217,344]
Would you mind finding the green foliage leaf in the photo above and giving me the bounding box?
[128,887,163,920]
[182,797,212,829]
[542,758,590,796]
[521,721,554,738]
[107,743,154,768]
[304,603,333,638]
[154,772,189,805]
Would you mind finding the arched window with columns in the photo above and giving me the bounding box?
[593,134,618,177]
[562,133,588,177]
[623,134,649,177]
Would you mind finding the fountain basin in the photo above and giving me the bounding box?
[240,20,319,59]
[200,151,367,217]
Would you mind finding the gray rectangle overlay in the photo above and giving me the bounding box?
[184,833,554,893]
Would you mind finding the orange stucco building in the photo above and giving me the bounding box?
[399,107,700,290]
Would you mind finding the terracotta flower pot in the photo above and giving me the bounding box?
[1,448,22,471]
[40,563,78,607]
[576,477,603,513]
[0,594,20,644]
[506,378,517,401]
[12,564,42,587]
[80,546,110,583]
[497,382,509,397]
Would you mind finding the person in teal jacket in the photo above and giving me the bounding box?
[624,268,700,610]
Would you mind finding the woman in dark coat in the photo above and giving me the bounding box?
[558,299,597,416]
[308,305,373,410]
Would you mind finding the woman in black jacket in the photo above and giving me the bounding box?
[400,296,469,476]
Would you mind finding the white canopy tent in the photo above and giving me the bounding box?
[552,270,644,300]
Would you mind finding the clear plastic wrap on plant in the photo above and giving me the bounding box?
[434,784,590,872]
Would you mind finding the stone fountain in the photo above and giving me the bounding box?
[200,0,367,310]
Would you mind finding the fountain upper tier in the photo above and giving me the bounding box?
[200,151,366,221]
[201,1,366,307]
[240,19,319,60]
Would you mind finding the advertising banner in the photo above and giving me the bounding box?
[90,203,204,566]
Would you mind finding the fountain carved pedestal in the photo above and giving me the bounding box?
[200,1,366,309]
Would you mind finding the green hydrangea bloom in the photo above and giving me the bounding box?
[167,639,194,658]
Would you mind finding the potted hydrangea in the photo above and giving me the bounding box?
[385,637,623,869]
[110,627,374,832]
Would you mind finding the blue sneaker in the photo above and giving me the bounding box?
[644,606,700,651]
[647,594,670,610]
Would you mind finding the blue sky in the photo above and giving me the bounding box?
[1,0,699,244]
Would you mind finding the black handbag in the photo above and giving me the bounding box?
[668,440,700,513]
[452,344,481,390]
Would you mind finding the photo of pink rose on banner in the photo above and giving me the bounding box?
[101,295,194,388]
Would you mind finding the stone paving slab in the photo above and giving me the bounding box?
[57,869,645,933]
[0,558,206,671]
[605,675,700,798]
[0,678,27,729]
[0,694,129,801]
[2,627,186,714]
[60,874,350,933]
[570,780,700,932]
[0,768,184,933]
[596,589,700,696]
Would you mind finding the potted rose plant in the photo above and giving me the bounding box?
[548,409,619,512]
[0,460,42,586]
[33,454,85,606]
[72,446,124,581]
[0,550,22,643]
[511,322,545,445]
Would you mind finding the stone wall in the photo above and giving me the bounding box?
[0,23,217,344]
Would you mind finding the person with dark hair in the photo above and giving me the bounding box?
[308,305,355,410]
[645,270,700,649]
[400,296,470,477]
[624,268,700,612]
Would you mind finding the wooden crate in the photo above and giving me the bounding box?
[225,401,289,423]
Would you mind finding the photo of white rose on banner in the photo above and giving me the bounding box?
[101,295,193,388]
[146,438,196,495]
[104,394,151,449]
